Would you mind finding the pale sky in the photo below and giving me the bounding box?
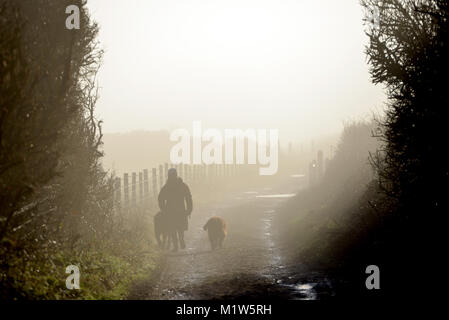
[87,0,385,143]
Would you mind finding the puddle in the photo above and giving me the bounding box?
[294,283,317,300]
[256,194,296,198]
[281,283,317,300]
[243,191,259,194]
[248,188,321,300]
[290,174,305,178]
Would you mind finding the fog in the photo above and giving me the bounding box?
[88,0,385,148]
[2,0,439,301]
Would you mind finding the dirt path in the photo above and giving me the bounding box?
[133,176,333,300]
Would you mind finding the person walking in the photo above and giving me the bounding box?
[158,168,193,252]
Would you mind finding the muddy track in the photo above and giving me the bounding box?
[131,177,333,300]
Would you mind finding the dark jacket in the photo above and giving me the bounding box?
[158,177,192,231]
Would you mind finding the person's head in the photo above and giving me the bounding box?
[167,168,177,182]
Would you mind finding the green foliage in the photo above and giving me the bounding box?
[1,243,160,300]
[281,3,449,296]
[0,0,101,237]
[362,0,449,215]
[0,0,163,299]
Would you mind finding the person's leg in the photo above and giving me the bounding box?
[155,229,162,248]
[162,231,169,249]
[178,230,185,249]
[171,229,178,252]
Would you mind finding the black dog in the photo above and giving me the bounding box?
[154,211,170,249]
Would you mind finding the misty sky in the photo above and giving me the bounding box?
[87,0,385,143]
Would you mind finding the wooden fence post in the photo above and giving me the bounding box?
[139,172,143,204]
[124,173,129,209]
[184,164,189,182]
[144,169,149,205]
[164,163,168,182]
[115,177,121,211]
[179,163,183,180]
[152,168,157,198]
[132,172,137,207]
[159,164,163,190]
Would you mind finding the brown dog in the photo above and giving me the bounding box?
[203,216,227,250]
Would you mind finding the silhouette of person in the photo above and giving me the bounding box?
[158,168,192,252]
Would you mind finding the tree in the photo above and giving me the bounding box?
[0,0,102,240]
[362,0,449,216]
